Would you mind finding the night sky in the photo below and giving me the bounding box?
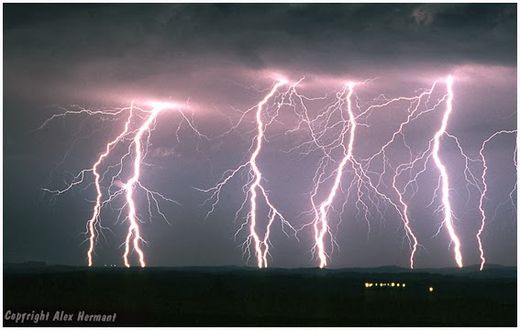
[4,3,517,268]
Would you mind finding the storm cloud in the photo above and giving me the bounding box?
[4,4,516,101]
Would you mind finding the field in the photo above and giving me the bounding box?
[3,264,516,326]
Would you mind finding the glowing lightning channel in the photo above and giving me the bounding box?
[41,74,516,270]
[200,79,297,268]
[431,75,463,268]
[477,129,517,271]
[122,103,179,268]
[86,105,134,266]
[291,80,447,269]
[313,81,357,269]
[363,81,441,269]
[248,80,288,268]
[42,101,197,267]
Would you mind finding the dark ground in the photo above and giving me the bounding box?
[3,263,517,326]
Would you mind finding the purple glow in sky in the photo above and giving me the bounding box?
[4,3,517,269]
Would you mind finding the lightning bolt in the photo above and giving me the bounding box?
[387,76,465,268]
[362,81,443,269]
[311,82,357,268]
[40,73,515,270]
[294,79,445,268]
[430,76,463,268]
[201,79,297,268]
[42,101,199,267]
[477,129,517,270]
[86,105,135,267]
[389,76,464,268]
[122,104,172,268]
[39,105,133,266]
[295,75,475,269]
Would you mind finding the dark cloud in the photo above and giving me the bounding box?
[4,4,516,82]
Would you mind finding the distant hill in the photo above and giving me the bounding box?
[4,262,516,278]
[4,261,82,273]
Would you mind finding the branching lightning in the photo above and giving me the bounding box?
[430,76,463,268]
[290,75,494,269]
[122,104,172,267]
[86,105,134,267]
[200,79,299,268]
[477,129,517,270]
[289,79,445,268]
[42,73,516,270]
[42,101,202,267]
[311,82,357,268]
